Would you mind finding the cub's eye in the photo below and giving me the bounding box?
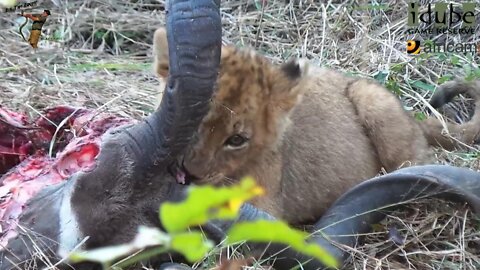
[224,134,249,148]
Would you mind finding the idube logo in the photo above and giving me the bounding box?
[407,2,476,35]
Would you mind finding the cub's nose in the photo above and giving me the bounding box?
[181,159,203,182]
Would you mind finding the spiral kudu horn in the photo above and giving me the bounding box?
[268,165,480,269]
[126,0,222,171]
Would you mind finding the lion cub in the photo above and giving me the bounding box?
[153,27,480,225]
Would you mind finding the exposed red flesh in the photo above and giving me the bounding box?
[0,105,135,248]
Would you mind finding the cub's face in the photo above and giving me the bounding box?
[179,95,260,185]
[153,28,305,185]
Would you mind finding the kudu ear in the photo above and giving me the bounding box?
[153,27,169,79]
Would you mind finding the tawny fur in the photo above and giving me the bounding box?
[153,27,480,225]
[420,80,480,150]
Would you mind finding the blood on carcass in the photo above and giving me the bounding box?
[0,105,135,248]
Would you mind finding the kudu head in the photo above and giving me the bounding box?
[0,0,222,269]
[2,1,480,270]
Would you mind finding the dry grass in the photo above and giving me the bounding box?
[345,198,480,269]
[1,0,480,269]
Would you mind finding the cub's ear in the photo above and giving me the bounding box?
[153,27,169,79]
[280,58,309,81]
[270,58,309,112]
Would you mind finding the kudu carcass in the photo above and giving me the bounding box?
[1,1,480,270]
[0,0,224,268]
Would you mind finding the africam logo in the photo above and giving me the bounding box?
[407,40,480,55]
[406,40,421,54]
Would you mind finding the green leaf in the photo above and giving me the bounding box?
[436,53,447,61]
[53,29,63,40]
[470,67,480,80]
[69,244,134,266]
[424,40,434,46]
[94,29,108,39]
[160,177,264,233]
[438,74,454,84]
[450,55,460,66]
[227,220,339,269]
[254,0,265,10]
[69,227,214,267]
[372,70,389,84]
[170,232,214,262]
[390,63,406,73]
[386,80,401,95]
[414,112,427,121]
[463,64,472,77]
[410,80,435,92]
